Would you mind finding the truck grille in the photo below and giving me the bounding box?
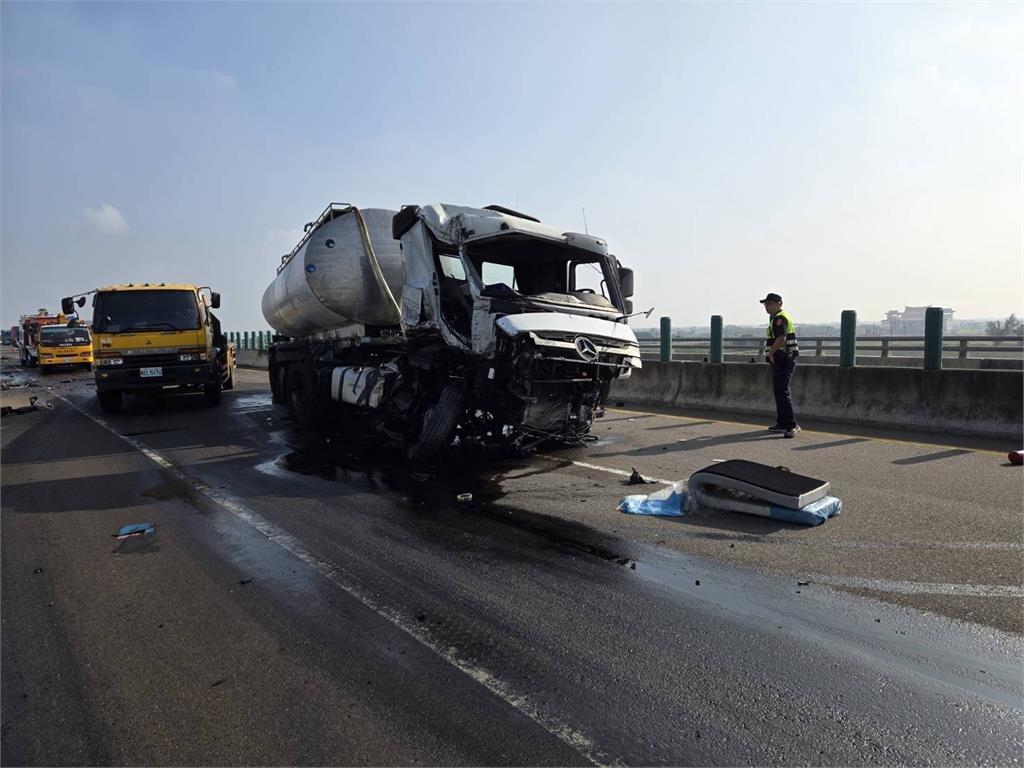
[115,352,181,368]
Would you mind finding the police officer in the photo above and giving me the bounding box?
[760,292,801,438]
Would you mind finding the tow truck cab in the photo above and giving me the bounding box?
[38,325,93,372]
[62,283,235,413]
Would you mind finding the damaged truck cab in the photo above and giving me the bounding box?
[264,203,641,457]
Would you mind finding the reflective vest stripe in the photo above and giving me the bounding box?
[766,310,799,354]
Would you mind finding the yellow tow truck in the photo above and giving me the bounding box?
[38,324,93,372]
[62,283,235,413]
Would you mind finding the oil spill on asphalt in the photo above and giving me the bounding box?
[270,434,640,572]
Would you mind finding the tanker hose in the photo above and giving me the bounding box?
[351,207,403,327]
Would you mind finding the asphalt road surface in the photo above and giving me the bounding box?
[2,357,1022,766]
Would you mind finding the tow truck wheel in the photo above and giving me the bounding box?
[98,390,122,413]
[204,379,222,407]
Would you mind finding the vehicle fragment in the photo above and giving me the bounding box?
[626,468,651,485]
[1,396,53,417]
[113,522,155,540]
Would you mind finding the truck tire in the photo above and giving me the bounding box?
[204,380,222,407]
[98,390,122,413]
[286,364,321,431]
[408,385,463,461]
[269,360,286,404]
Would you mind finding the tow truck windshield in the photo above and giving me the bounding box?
[93,290,200,333]
[40,328,90,346]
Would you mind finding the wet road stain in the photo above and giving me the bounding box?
[272,434,637,571]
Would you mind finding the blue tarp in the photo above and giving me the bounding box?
[617,484,689,517]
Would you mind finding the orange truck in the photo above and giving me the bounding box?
[15,310,64,367]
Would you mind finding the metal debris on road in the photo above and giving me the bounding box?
[113,528,154,544]
[1,396,54,417]
[626,468,651,485]
[457,493,473,503]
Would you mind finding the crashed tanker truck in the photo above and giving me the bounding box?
[263,203,641,457]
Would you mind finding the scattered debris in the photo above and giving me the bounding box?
[211,678,227,687]
[798,579,810,586]
[619,482,687,516]
[695,579,701,586]
[113,522,155,541]
[32,567,43,574]
[1,396,53,417]
[112,522,156,553]
[238,578,253,585]
[416,613,426,622]
[456,493,473,503]
[626,468,651,485]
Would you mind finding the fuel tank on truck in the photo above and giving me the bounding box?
[261,206,403,338]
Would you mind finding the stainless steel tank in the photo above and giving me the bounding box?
[261,206,403,337]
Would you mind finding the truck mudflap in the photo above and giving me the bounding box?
[408,385,463,461]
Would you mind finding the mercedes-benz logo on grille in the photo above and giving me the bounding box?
[574,335,599,362]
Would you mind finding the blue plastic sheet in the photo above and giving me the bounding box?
[618,484,689,517]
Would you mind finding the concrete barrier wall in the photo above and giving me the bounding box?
[611,361,1023,440]
[236,349,270,370]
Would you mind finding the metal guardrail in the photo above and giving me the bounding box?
[226,331,274,351]
[638,335,1024,361]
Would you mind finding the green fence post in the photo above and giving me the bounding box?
[660,317,672,362]
[243,331,249,350]
[924,307,944,370]
[258,331,264,351]
[710,315,723,363]
[840,310,857,368]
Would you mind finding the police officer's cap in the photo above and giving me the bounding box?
[759,292,783,304]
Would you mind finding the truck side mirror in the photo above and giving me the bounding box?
[61,297,74,315]
[624,299,634,315]
[210,292,221,309]
[618,267,635,298]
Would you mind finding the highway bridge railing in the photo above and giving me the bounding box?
[638,335,1024,368]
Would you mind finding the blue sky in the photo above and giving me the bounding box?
[3,2,1021,332]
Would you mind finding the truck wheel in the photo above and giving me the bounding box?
[287,365,324,431]
[204,380,222,406]
[408,385,463,461]
[270,361,286,404]
[98,390,123,413]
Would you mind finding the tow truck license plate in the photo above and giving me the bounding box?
[140,367,162,378]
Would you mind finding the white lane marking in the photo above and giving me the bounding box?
[536,455,676,486]
[808,575,1024,599]
[57,396,616,767]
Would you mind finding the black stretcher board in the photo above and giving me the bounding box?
[688,459,830,510]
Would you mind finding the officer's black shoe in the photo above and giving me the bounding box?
[768,424,786,432]
[783,425,802,439]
